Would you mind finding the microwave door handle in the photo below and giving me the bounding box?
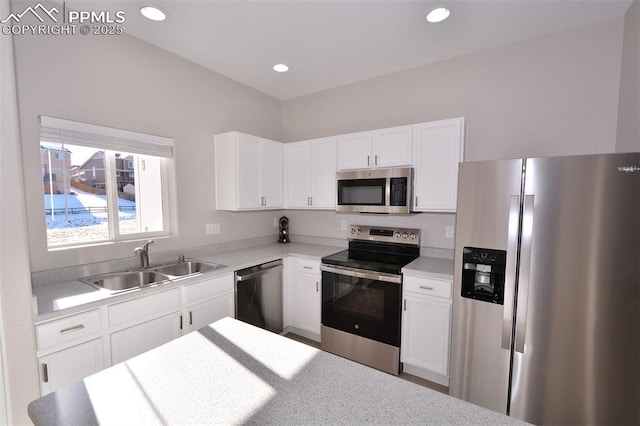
[502,195,521,350]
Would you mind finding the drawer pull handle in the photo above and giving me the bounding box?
[60,324,85,335]
[303,266,313,270]
[419,286,434,291]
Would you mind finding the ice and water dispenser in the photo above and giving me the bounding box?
[461,247,506,304]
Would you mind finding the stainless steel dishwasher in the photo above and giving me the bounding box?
[234,259,283,333]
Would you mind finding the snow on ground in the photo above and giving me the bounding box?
[44,189,138,245]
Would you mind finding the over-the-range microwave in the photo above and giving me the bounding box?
[335,167,414,214]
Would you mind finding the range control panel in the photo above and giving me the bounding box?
[349,225,420,246]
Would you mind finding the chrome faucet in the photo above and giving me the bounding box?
[134,240,154,269]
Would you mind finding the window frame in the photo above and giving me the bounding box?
[40,116,175,250]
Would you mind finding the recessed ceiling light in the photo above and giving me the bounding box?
[273,64,289,73]
[140,5,167,21]
[426,7,450,23]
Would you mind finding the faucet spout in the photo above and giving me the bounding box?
[134,240,154,269]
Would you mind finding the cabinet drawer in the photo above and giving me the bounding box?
[36,309,102,351]
[296,259,320,275]
[183,273,233,305]
[404,276,452,300]
[108,287,180,328]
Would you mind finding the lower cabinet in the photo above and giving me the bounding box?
[288,258,321,341]
[110,312,182,365]
[184,292,234,333]
[401,275,452,386]
[39,338,104,396]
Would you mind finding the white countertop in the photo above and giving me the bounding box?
[33,242,453,322]
[28,317,524,425]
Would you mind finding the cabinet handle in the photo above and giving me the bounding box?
[419,285,434,291]
[42,363,49,383]
[316,282,319,292]
[403,299,407,311]
[179,315,183,330]
[367,155,370,166]
[60,324,85,335]
[189,311,193,325]
[415,196,418,207]
[309,196,313,206]
[303,266,313,270]
[375,155,378,166]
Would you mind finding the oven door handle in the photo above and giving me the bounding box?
[320,264,402,284]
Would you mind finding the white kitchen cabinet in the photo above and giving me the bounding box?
[401,275,452,386]
[337,126,412,170]
[215,131,283,210]
[39,338,104,396]
[183,273,235,333]
[285,137,337,209]
[412,118,465,212]
[288,258,321,341]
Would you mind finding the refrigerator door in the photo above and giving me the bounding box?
[450,158,524,414]
[510,154,640,425]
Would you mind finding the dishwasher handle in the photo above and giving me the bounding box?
[235,259,283,281]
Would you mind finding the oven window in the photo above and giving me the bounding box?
[322,271,401,346]
[338,178,385,205]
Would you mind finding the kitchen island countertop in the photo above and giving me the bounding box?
[28,317,525,425]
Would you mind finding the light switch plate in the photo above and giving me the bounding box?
[341,220,347,231]
[445,226,454,239]
[206,223,220,235]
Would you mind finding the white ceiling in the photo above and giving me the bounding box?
[66,0,632,100]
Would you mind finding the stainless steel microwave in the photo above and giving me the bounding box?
[336,168,414,214]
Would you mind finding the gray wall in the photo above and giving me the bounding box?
[617,0,640,152]
[14,20,283,272]
[281,18,626,248]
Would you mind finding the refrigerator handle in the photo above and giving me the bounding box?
[515,195,535,353]
[502,195,521,350]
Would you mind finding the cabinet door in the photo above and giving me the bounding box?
[310,137,337,208]
[260,139,283,208]
[110,312,182,365]
[39,339,104,396]
[297,273,321,335]
[185,292,234,333]
[285,142,312,208]
[337,131,372,170]
[373,125,412,168]
[401,295,451,377]
[237,134,262,209]
[413,118,464,212]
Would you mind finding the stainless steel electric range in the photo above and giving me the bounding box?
[320,225,420,375]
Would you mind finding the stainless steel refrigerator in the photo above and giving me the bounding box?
[449,153,639,425]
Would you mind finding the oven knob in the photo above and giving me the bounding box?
[394,232,401,238]
[410,233,417,239]
[402,232,408,239]
[354,324,360,330]
[351,228,356,234]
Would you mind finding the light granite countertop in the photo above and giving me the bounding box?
[33,242,452,323]
[28,317,525,425]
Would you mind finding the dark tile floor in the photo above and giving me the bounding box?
[285,332,449,395]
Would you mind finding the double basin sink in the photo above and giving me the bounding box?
[81,260,225,293]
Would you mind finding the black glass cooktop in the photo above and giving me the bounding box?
[322,243,419,275]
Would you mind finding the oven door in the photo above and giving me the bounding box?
[321,264,402,347]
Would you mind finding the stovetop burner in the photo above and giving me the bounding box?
[321,225,421,274]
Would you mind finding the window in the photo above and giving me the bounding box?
[40,116,173,248]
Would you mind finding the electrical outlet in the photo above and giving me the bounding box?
[206,223,220,235]
[273,217,278,227]
[341,220,347,231]
[445,226,454,239]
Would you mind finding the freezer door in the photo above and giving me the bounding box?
[510,154,640,425]
[449,158,524,414]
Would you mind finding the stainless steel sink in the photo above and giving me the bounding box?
[80,259,225,293]
[151,260,224,277]
[81,270,171,292]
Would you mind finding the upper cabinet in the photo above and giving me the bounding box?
[337,126,412,170]
[285,137,337,209]
[412,118,465,212]
[215,131,283,211]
